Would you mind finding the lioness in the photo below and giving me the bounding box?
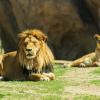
[68,34,100,67]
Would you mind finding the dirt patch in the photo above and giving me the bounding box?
[64,85,100,96]
[62,67,100,97]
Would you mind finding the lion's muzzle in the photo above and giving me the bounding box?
[25,49,37,59]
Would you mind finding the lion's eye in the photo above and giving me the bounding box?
[34,42,39,46]
[24,42,28,46]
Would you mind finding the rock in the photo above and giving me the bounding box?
[0,0,99,60]
[85,0,100,28]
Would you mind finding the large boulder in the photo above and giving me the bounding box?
[0,0,98,60]
[85,0,100,28]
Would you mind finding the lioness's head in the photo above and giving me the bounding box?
[18,29,47,59]
[94,34,100,49]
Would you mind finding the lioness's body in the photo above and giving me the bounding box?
[69,52,96,67]
[69,34,100,67]
[0,29,55,81]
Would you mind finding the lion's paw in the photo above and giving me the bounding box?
[80,63,86,67]
[0,76,4,81]
[40,77,50,81]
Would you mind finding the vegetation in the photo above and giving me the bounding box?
[73,95,100,100]
[90,67,100,86]
[0,64,68,100]
[0,65,100,100]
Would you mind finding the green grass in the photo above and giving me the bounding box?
[74,94,100,100]
[0,65,100,100]
[0,64,68,100]
[90,67,100,86]
[90,80,100,86]
[91,67,100,75]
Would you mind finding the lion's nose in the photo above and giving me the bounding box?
[26,49,32,52]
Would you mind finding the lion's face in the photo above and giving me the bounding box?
[22,35,41,59]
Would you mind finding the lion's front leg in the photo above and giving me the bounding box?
[27,73,50,81]
[42,73,55,80]
[27,73,55,81]
[93,61,100,67]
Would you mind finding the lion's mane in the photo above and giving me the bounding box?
[17,29,54,73]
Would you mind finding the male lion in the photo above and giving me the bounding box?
[68,34,100,67]
[0,29,55,81]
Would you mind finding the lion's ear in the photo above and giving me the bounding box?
[32,29,48,42]
[94,34,100,40]
[18,33,27,39]
[42,35,47,42]
[35,33,48,42]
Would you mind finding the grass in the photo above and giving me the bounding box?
[73,94,100,100]
[0,64,68,100]
[91,67,100,75]
[90,80,100,86]
[90,67,100,86]
[0,65,100,100]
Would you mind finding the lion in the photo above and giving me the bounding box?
[0,29,55,81]
[68,34,100,67]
